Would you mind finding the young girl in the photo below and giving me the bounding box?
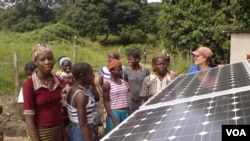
[66,62,99,141]
[18,61,37,121]
[56,56,74,130]
[56,56,74,87]
[17,61,37,141]
[124,51,150,114]
[23,42,65,141]
[102,59,130,134]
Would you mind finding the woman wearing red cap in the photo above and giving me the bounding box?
[102,59,130,134]
[188,46,214,73]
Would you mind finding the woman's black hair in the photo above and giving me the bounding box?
[127,51,141,61]
[207,57,217,67]
[71,62,92,80]
[24,62,37,73]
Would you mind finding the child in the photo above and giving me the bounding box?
[102,59,130,133]
[66,62,99,141]
[56,56,74,88]
[17,61,37,120]
[56,56,74,129]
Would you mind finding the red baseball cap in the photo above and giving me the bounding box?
[108,59,122,71]
[192,46,213,58]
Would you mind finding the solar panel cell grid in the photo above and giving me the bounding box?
[101,61,250,141]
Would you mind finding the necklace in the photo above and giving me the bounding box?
[37,74,53,88]
[42,77,53,88]
[36,72,54,90]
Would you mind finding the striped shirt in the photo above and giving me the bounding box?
[140,72,174,98]
[107,79,129,109]
[99,66,111,82]
[67,89,96,124]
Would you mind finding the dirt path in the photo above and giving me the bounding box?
[0,94,26,141]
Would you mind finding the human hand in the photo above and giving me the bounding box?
[113,120,119,127]
[178,73,186,77]
[217,64,224,68]
[125,81,130,92]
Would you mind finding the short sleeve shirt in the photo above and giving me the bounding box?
[140,72,173,98]
[188,65,212,74]
[23,72,63,127]
[124,67,150,101]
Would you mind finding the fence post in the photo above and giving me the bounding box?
[73,46,77,64]
[14,51,19,96]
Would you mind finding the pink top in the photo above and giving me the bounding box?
[107,79,128,109]
[23,72,63,127]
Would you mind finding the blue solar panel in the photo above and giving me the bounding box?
[100,61,250,141]
[144,62,250,106]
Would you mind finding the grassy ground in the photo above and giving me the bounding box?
[0,31,192,96]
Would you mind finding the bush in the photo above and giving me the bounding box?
[24,23,79,43]
[119,26,147,45]
[123,44,146,55]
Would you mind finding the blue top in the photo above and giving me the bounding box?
[187,65,211,74]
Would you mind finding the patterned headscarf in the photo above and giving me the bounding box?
[152,54,170,72]
[31,42,53,61]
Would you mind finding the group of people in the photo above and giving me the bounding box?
[15,41,216,141]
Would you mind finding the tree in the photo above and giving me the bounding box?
[58,0,144,43]
[158,0,248,63]
[0,0,55,32]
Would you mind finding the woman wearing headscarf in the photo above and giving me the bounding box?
[102,59,130,134]
[23,42,65,141]
[140,54,176,104]
[56,56,74,88]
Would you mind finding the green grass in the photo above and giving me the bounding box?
[0,32,121,95]
[0,31,192,95]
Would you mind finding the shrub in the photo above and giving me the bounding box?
[24,23,79,43]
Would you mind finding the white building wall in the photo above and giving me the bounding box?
[230,33,250,64]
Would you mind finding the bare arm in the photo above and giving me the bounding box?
[140,78,149,104]
[91,74,100,102]
[97,75,104,94]
[25,115,40,141]
[102,81,119,127]
[92,85,100,102]
[23,79,40,141]
[141,97,148,104]
[75,91,92,141]
[18,104,25,120]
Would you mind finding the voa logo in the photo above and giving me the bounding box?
[226,129,246,136]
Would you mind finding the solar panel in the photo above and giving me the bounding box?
[100,60,250,141]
